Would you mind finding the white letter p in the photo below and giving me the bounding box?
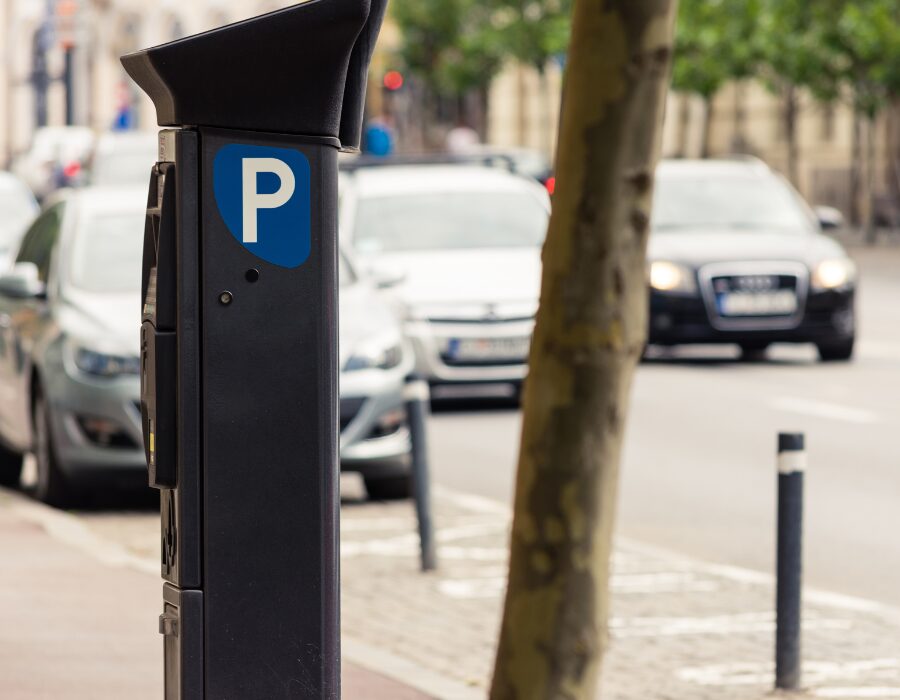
[242,158,296,243]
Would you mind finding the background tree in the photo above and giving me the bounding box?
[491,0,573,152]
[814,0,900,238]
[489,0,677,698]
[758,0,842,187]
[392,0,506,145]
[672,0,761,157]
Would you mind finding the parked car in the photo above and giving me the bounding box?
[0,172,39,268]
[12,126,94,200]
[89,131,159,186]
[340,162,551,393]
[0,186,413,504]
[648,158,857,361]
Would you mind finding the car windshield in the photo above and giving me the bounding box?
[353,192,548,253]
[652,174,812,233]
[70,209,145,293]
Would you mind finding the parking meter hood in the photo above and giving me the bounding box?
[121,0,387,151]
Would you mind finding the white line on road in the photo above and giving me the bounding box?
[678,658,900,689]
[770,396,880,424]
[610,611,851,638]
[815,689,900,698]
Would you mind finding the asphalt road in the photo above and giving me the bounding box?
[429,245,900,607]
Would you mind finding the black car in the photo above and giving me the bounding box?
[647,159,857,361]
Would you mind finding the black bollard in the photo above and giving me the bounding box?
[405,375,437,571]
[776,432,805,691]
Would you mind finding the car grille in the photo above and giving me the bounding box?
[699,263,808,331]
[340,397,365,432]
[439,355,527,368]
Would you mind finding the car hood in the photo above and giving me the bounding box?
[648,229,847,267]
[374,248,542,307]
[58,290,141,356]
[58,285,402,370]
[339,281,403,368]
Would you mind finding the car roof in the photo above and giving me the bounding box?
[658,157,773,179]
[346,164,548,199]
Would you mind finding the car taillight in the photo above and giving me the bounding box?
[545,176,556,195]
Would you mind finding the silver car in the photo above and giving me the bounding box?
[0,186,412,505]
[340,164,550,394]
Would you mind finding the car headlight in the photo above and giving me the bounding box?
[812,258,856,290]
[344,335,404,372]
[649,261,696,293]
[72,345,140,377]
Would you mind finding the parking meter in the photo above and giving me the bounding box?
[125,2,386,697]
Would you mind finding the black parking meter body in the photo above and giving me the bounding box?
[125,3,386,698]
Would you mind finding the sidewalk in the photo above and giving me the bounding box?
[340,487,900,699]
[0,490,431,700]
[4,484,900,699]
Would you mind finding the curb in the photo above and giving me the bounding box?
[0,486,482,700]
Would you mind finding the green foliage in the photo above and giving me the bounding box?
[391,0,506,95]
[490,0,573,73]
[815,0,900,116]
[673,0,763,99]
[675,0,900,116]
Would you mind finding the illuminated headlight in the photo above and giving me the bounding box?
[344,335,404,372]
[73,346,141,377]
[649,261,696,293]
[812,259,856,290]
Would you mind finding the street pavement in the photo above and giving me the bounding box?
[2,243,898,699]
[429,245,900,607]
[4,479,900,699]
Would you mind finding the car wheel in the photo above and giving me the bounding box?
[364,475,412,501]
[817,337,855,362]
[739,343,769,362]
[0,442,23,488]
[33,391,70,507]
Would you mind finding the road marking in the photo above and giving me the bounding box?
[611,611,851,638]
[438,571,719,600]
[678,659,900,689]
[771,396,880,424]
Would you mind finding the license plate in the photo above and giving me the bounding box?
[717,290,797,316]
[446,337,531,361]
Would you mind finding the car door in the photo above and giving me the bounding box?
[0,203,65,448]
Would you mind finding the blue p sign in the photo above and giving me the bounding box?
[213,144,311,268]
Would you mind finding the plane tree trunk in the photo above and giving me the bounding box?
[489,1,678,699]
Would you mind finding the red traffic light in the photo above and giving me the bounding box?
[383,70,404,91]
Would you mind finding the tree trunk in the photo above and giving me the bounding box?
[731,80,747,153]
[517,64,529,146]
[850,110,862,226]
[538,66,553,159]
[489,1,677,699]
[701,95,714,158]
[864,114,878,244]
[784,84,799,186]
[676,92,691,158]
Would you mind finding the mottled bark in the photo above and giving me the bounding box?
[489,2,677,699]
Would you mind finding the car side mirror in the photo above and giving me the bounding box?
[0,262,46,299]
[814,205,845,230]
[367,261,406,289]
